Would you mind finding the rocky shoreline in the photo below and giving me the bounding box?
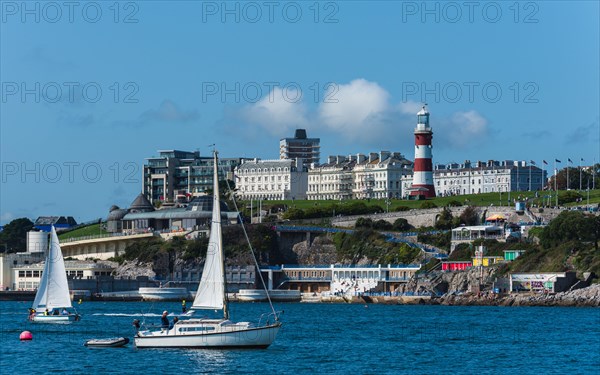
[432,283,600,307]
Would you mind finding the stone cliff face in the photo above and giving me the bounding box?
[399,267,497,295]
[292,236,338,265]
[114,260,156,279]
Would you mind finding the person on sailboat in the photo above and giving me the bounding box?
[161,311,169,329]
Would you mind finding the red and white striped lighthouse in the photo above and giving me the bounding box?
[410,105,436,198]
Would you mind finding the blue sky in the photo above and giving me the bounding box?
[1,1,599,224]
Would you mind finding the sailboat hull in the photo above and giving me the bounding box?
[134,322,281,349]
[32,314,78,323]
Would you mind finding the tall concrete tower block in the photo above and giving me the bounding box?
[410,106,436,198]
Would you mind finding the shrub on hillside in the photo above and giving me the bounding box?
[392,218,412,231]
[355,217,374,229]
[373,219,393,231]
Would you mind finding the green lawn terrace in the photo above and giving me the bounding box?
[241,189,600,215]
[57,223,108,241]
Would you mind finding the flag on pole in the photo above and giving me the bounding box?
[543,160,548,165]
[555,159,561,163]
[568,158,573,163]
[581,158,584,162]
[530,160,536,165]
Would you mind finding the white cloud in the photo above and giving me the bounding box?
[219,78,490,154]
[236,87,309,137]
[437,110,489,149]
[397,100,422,115]
[318,79,389,131]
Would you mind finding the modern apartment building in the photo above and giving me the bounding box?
[234,158,308,200]
[143,150,249,204]
[401,160,548,198]
[279,129,320,168]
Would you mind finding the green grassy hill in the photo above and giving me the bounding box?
[58,223,108,240]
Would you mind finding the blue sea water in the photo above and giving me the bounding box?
[0,301,598,374]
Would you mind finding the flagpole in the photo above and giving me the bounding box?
[554,159,558,207]
[594,158,597,190]
[579,158,583,191]
[566,160,570,190]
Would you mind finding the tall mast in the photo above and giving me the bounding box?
[213,150,229,320]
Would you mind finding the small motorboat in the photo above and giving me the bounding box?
[84,337,130,348]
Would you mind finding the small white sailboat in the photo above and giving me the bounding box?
[29,226,80,323]
[134,151,281,349]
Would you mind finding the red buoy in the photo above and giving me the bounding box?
[20,331,33,341]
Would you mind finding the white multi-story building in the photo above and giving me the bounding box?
[279,129,320,168]
[307,155,356,200]
[401,160,547,198]
[352,151,413,199]
[234,158,308,200]
[307,151,412,200]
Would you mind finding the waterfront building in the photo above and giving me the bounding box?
[279,129,320,168]
[509,272,578,293]
[504,249,526,261]
[441,261,472,271]
[260,264,421,294]
[12,260,115,291]
[143,149,249,204]
[234,158,308,200]
[472,256,504,267]
[0,252,44,291]
[407,106,436,198]
[108,193,238,234]
[450,225,505,252]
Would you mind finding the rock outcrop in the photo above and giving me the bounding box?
[292,236,337,265]
[114,260,155,279]
[435,283,600,307]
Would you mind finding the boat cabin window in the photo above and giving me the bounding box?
[179,327,215,332]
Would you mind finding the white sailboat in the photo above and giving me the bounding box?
[29,226,80,323]
[134,150,281,349]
